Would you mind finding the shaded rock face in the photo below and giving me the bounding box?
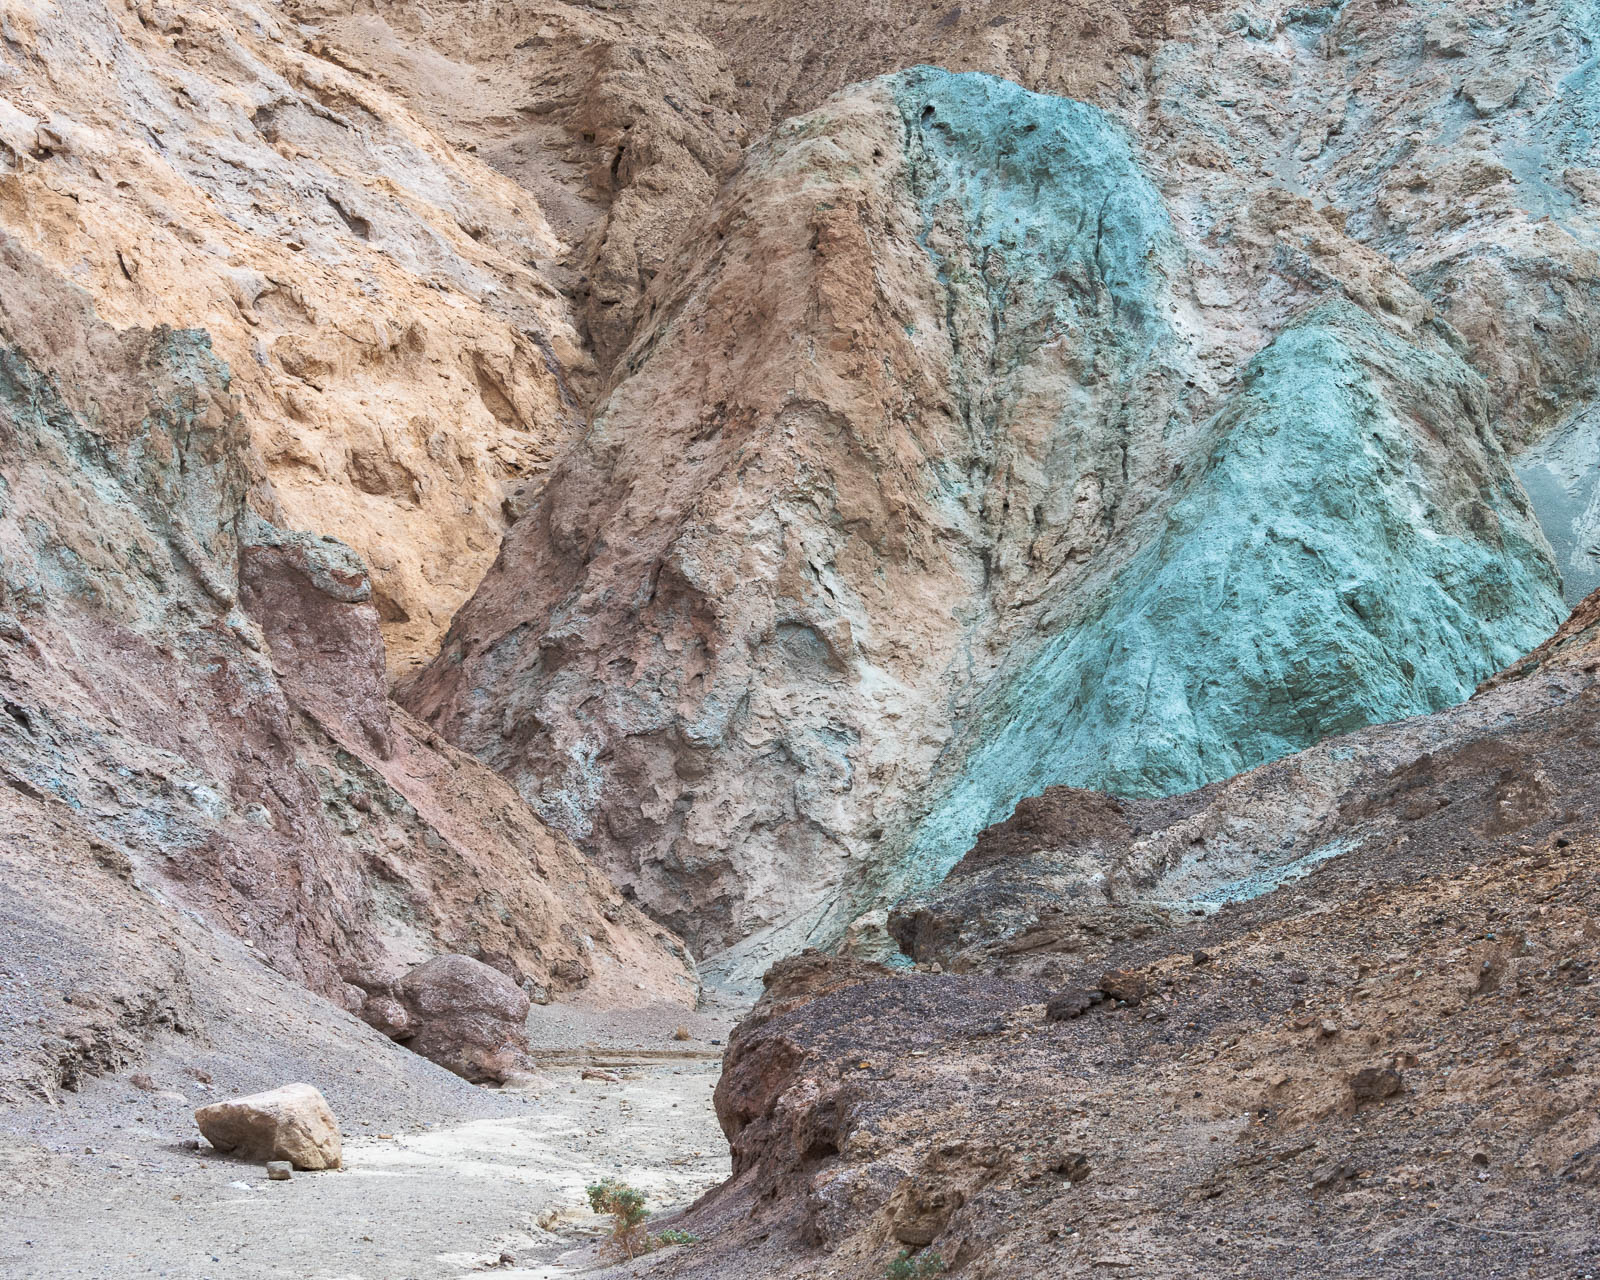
[194,1083,343,1170]
[1517,410,1600,605]
[406,63,1564,978]
[0,236,693,1092]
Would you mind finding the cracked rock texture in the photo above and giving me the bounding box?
[0,237,692,1098]
[408,36,1581,981]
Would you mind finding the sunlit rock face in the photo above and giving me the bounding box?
[405,62,1565,983]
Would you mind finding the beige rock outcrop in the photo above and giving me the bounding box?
[0,0,588,673]
[195,1083,343,1170]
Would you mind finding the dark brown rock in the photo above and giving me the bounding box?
[1350,1066,1404,1102]
[1099,969,1149,1006]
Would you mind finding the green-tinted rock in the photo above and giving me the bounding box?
[907,302,1565,879]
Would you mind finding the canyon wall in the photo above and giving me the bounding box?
[0,0,592,674]
[0,237,693,1091]
[407,31,1583,980]
[6,0,1598,990]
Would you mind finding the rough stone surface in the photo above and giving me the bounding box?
[194,1083,343,1170]
[407,57,1569,983]
[7,0,1599,993]
[389,954,533,1085]
[642,592,1600,1280]
[0,0,603,673]
[0,236,693,1099]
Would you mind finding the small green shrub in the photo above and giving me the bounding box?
[586,1177,650,1257]
[656,1228,700,1246]
[886,1248,946,1278]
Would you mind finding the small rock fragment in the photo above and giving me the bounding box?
[1099,969,1148,1006]
[266,1161,292,1181]
[1045,988,1105,1020]
[1350,1066,1403,1102]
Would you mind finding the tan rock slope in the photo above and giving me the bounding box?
[0,236,692,1101]
[0,0,588,674]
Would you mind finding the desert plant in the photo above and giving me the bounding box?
[885,1248,946,1278]
[586,1177,651,1257]
[656,1228,700,1246]
[885,1249,946,1279]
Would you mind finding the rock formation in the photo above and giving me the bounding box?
[654,586,1600,1278]
[4,0,1600,1273]
[0,0,591,673]
[379,953,534,1085]
[0,235,693,1097]
[194,1083,343,1170]
[406,45,1579,982]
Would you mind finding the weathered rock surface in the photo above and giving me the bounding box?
[7,0,1595,988]
[382,954,533,1085]
[634,590,1600,1279]
[891,582,1600,975]
[0,236,692,1096]
[407,50,1572,982]
[0,0,589,672]
[194,1083,343,1170]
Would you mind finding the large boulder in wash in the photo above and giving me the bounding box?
[195,1083,342,1170]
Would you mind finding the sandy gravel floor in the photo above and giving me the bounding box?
[0,999,740,1280]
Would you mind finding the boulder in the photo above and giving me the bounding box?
[194,1083,342,1169]
[395,954,532,1084]
[359,993,414,1041]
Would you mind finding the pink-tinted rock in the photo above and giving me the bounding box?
[395,955,532,1084]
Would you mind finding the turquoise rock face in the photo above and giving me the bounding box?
[906,299,1566,881]
[890,65,1173,352]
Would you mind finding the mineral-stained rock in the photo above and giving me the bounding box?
[893,585,1600,974]
[195,1084,342,1170]
[670,599,1600,1275]
[393,955,532,1085]
[0,0,594,673]
[406,66,1564,983]
[0,236,694,1096]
